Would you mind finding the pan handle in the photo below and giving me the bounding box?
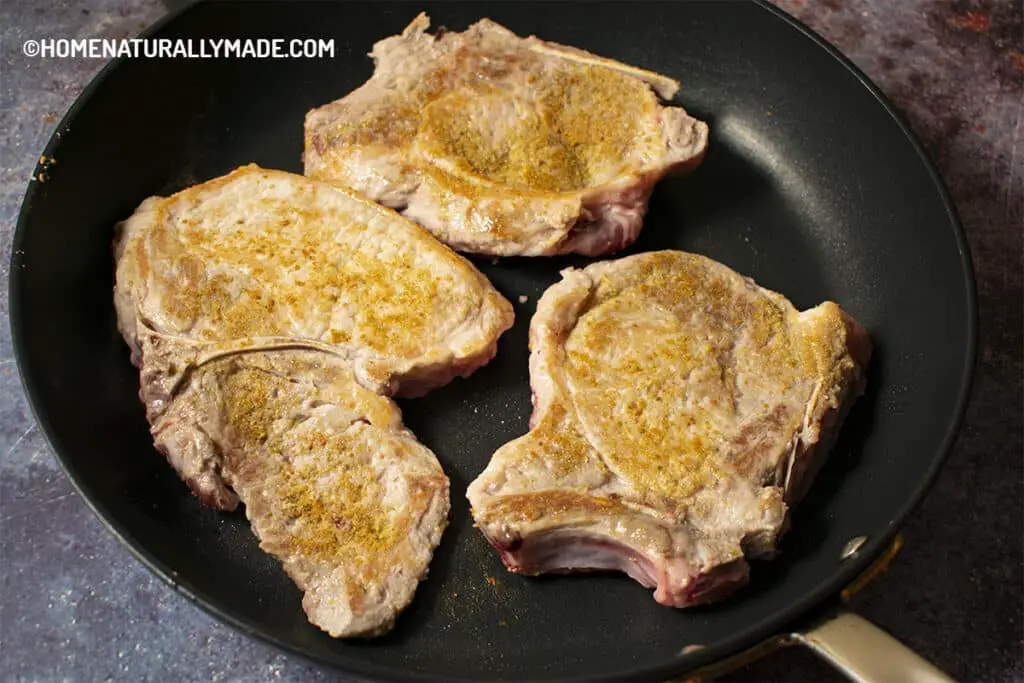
[793,610,955,683]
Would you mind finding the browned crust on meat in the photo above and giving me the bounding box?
[468,250,871,607]
[303,15,709,256]
[114,165,513,637]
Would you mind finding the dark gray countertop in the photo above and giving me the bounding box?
[1,1,1021,681]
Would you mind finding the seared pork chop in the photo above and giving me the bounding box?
[304,14,709,257]
[154,349,449,637]
[467,251,870,607]
[114,165,514,636]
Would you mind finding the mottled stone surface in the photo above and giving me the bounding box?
[0,1,1020,682]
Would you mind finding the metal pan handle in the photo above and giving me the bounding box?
[672,536,956,683]
[794,610,955,683]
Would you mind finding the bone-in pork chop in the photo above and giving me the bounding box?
[467,251,870,607]
[114,165,514,636]
[304,14,709,257]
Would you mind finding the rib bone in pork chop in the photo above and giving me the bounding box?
[467,251,870,607]
[114,165,514,636]
[304,14,709,257]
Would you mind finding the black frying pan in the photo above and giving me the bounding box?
[10,2,976,681]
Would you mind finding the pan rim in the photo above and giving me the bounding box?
[8,1,978,681]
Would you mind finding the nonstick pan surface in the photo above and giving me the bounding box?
[10,2,975,681]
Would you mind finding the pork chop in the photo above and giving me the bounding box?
[467,251,871,607]
[304,14,709,257]
[114,165,514,636]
